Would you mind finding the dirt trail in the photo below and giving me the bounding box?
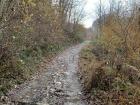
[8,43,88,105]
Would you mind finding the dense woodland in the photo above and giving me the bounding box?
[0,0,140,104]
[0,0,85,96]
[95,0,140,68]
[79,0,140,104]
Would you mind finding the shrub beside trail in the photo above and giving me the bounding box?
[79,43,140,105]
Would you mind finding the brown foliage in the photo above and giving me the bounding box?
[79,44,140,105]
[0,0,85,95]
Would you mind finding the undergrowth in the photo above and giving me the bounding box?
[79,42,140,105]
[0,38,80,96]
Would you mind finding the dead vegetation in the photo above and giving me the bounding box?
[0,0,85,97]
[78,1,140,104]
[79,44,140,105]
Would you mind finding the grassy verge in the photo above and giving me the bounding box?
[79,42,140,105]
[0,39,80,96]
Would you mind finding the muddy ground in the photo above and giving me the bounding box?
[5,43,89,105]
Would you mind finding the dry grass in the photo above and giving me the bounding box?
[79,43,140,105]
[79,44,106,90]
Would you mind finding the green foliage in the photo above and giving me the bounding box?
[0,0,85,96]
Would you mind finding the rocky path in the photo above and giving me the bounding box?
[7,43,88,105]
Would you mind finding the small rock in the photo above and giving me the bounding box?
[14,85,17,88]
[37,102,49,105]
[55,82,62,89]
[78,92,82,95]
[0,96,9,103]
[50,88,55,93]
[33,89,37,92]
